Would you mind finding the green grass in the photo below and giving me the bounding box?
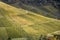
[0,27,8,40]
[0,2,60,40]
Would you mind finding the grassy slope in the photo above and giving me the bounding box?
[0,2,60,40]
[13,2,60,19]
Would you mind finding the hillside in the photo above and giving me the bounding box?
[12,2,60,19]
[0,2,60,40]
[1,0,60,19]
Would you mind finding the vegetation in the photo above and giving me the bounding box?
[0,2,60,40]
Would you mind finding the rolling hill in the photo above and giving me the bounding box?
[0,2,60,40]
[1,0,60,19]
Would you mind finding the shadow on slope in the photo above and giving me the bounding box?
[2,1,60,20]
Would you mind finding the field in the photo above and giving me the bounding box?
[0,2,60,40]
